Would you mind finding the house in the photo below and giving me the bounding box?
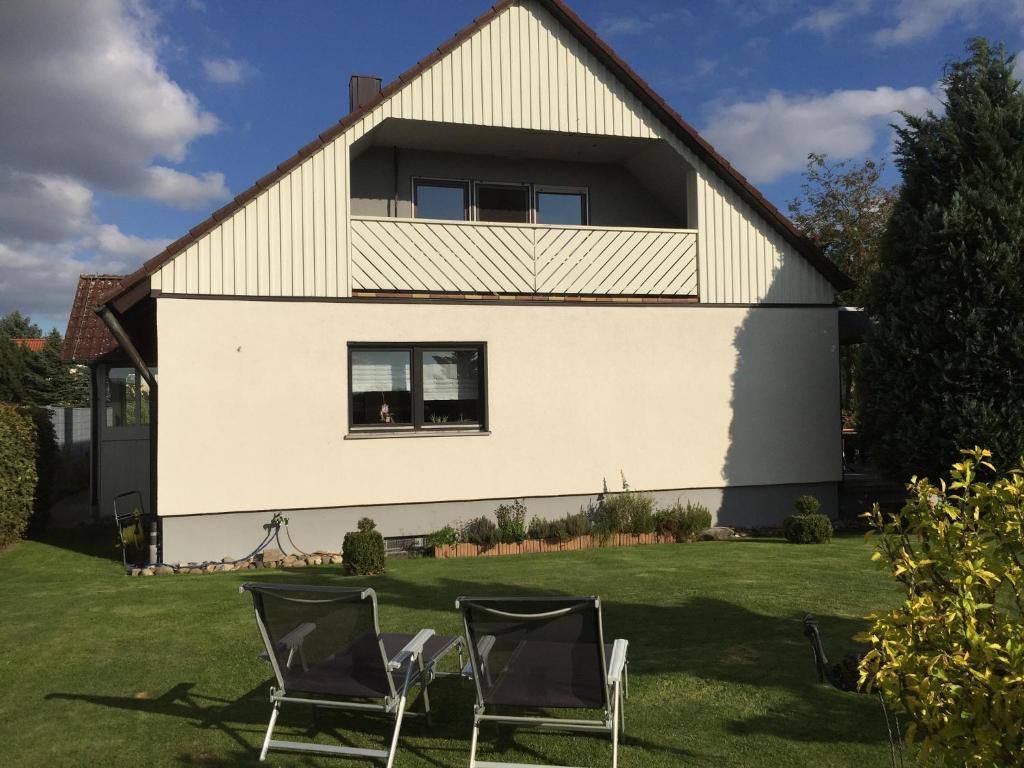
[13,338,46,352]
[81,0,850,564]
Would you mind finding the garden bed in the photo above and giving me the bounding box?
[433,532,674,559]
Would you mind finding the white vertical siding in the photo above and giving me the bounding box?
[151,0,833,305]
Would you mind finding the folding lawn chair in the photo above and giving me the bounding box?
[240,583,464,766]
[456,596,629,768]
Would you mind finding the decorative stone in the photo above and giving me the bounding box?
[290,560,306,568]
[205,563,218,573]
[221,557,234,563]
[219,563,234,572]
[258,548,284,563]
[141,568,155,576]
[130,567,142,577]
[699,526,735,541]
[329,554,343,564]
[155,566,174,575]
[282,554,299,565]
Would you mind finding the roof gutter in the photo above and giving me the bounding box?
[94,304,157,390]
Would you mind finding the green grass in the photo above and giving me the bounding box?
[0,531,904,767]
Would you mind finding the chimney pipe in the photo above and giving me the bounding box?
[349,74,382,113]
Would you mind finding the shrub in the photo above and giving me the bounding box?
[426,525,460,550]
[527,515,547,541]
[494,499,527,543]
[592,474,656,538]
[782,513,833,544]
[543,517,570,544]
[342,517,386,575]
[563,511,591,539]
[656,500,712,542]
[22,407,57,535]
[0,404,36,548]
[859,448,1024,766]
[793,494,821,517]
[463,516,500,550]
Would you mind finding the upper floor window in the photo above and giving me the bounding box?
[476,183,530,223]
[413,179,469,221]
[536,188,588,226]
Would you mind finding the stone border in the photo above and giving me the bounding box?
[129,549,343,576]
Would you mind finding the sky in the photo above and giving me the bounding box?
[1,0,1022,334]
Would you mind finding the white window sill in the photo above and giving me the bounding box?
[344,429,491,440]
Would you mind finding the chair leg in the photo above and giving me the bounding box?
[384,695,407,768]
[469,714,481,768]
[618,680,626,734]
[611,681,620,768]
[260,700,281,762]
[418,655,433,726]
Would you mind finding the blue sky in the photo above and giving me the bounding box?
[1,0,1022,332]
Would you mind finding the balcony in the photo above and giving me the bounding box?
[350,216,698,297]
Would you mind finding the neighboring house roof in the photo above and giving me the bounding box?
[13,338,45,352]
[62,275,123,362]
[101,0,853,309]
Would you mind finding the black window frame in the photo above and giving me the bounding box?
[412,177,470,221]
[474,181,532,223]
[535,186,590,226]
[347,342,488,433]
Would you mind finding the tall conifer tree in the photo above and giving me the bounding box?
[858,40,1024,480]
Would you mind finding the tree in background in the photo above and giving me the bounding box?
[0,310,42,340]
[857,39,1024,481]
[788,153,896,308]
[788,154,896,427]
[0,312,88,407]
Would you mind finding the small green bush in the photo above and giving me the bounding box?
[0,404,36,548]
[655,500,712,542]
[342,517,386,575]
[794,494,821,516]
[495,499,527,543]
[543,517,570,544]
[463,516,500,550]
[426,525,460,549]
[592,473,656,537]
[563,511,591,539]
[527,515,547,541]
[783,513,833,544]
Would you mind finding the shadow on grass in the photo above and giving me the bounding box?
[33,524,124,564]
[46,566,885,764]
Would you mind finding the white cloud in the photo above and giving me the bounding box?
[202,56,251,85]
[140,166,229,208]
[598,9,692,38]
[702,85,940,183]
[873,0,1024,45]
[0,0,228,329]
[794,0,872,35]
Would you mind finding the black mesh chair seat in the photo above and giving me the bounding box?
[484,641,616,708]
[288,632,462,699]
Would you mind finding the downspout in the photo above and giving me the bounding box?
[93,304,156,390]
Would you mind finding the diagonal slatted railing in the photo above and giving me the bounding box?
[350,216,698,297]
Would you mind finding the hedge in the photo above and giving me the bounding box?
[0,404,37,548]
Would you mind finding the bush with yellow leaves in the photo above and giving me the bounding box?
[859,448,1024,767]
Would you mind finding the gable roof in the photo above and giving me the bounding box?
[63,275,122,362]
[102,0,852,309]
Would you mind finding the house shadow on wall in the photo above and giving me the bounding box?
[716,268,841,529]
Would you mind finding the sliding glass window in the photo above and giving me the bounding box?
[349,344,485,432]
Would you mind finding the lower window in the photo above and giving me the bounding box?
[349,344,485,432]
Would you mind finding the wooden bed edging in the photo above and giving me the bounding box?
[432,532,674,559]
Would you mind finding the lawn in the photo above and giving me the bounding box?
[0,532,904,767]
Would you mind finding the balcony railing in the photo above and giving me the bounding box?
[350,216,698,296]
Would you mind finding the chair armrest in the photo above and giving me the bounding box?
[277,622,316,652]
[607,639,629,685]
[462,634,496,678]
[388,628,435,670]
